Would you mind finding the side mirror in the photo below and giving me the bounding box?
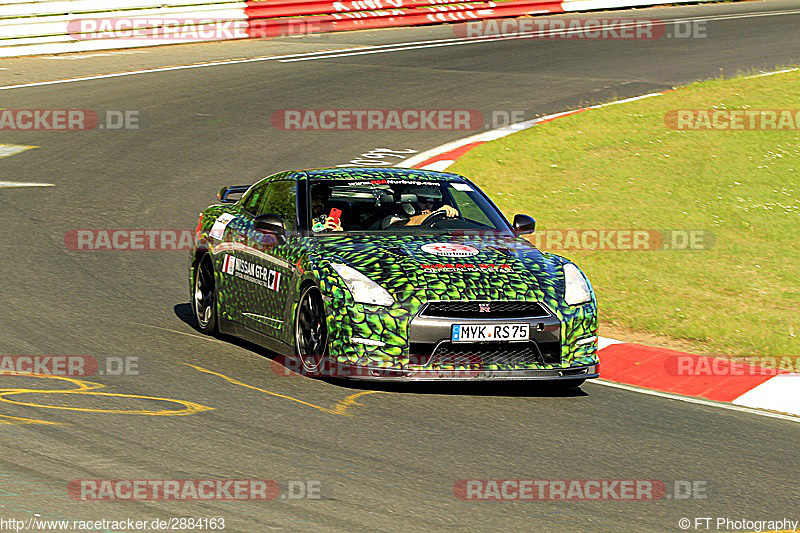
[254,214,285,244]
[513,214,536,235]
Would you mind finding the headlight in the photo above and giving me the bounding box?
[564,263,592,306]
[330,263,394,306]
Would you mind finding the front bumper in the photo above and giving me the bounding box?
[325,299,599,380]
[322,362,599,381]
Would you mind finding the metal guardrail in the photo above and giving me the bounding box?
[0,0,709,57]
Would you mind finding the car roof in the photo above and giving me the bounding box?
[270,167,469,183]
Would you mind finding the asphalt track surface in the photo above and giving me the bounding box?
[1,1,799,530]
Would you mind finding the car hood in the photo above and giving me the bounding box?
[308,233,568,306]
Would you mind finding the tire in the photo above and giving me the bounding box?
[193,253,219,335]
[294,285,329,376]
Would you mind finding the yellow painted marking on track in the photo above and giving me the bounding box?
[0,414,59,426]
[0,371,212,417]
[328,390,381,416]
[184,364,382,416]
[134,322,230,345]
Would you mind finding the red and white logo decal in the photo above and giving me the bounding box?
[222,254,236,275]
[268,270,281,291]
[421,243,480,257]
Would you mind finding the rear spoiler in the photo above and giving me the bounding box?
[218,185,251,203]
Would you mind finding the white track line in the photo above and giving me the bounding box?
[1,8,799,91]
[0,181,54,188]
[589,380,800,423]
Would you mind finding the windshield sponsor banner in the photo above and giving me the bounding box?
[345,178,434,186]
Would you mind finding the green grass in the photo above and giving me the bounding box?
[450,69,800,357]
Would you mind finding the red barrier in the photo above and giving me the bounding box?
[246,0,478,18]
[246,0,563,38]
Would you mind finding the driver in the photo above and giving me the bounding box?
[404,185,459,226]
[310,183,343,232]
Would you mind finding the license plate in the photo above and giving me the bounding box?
[451,323,529,342]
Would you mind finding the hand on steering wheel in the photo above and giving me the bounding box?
[420,209,448,226]
[420,205,460,226]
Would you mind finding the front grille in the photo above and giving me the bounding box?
[419,301,550,319]
[409,341,560,367]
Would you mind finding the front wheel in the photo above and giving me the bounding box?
[193,253,218,335]
[295,285,329,376]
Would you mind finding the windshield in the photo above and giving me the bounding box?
[306,178,512,234]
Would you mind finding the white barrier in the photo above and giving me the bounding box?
[0,0,715,58]
[562,0,706,10]
[0,0,248,57]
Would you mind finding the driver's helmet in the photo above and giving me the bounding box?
[406,185,442,205]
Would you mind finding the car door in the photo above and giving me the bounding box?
[237,180,299,336]
[213,181,268,325]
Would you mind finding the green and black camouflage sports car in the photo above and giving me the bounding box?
[189,167,598,383]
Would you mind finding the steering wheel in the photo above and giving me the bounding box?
[421,210,449,226]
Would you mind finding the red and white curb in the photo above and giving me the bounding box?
[397,92,668,170]
[597,338,799,418]
[398,87,800,419]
